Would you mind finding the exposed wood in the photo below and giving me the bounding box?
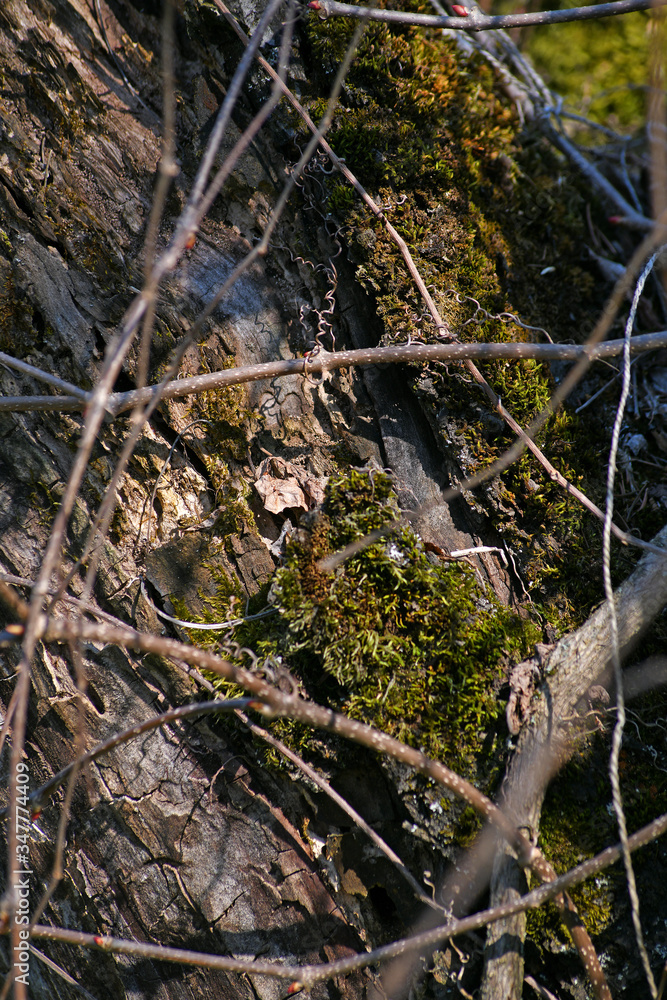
[481,522,667,1000]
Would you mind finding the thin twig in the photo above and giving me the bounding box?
[307,0,667,33]
[27,638,88,929]
[238,711,442,910]
[21,808,667,986]
[19,698,255,819]
[480,514,667,1000]
[603,252,661,998]
[28,945,100,1000]
[45,3,298,616]
[0,352,88,400]
[543,123,651,230]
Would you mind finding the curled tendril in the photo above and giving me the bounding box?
[442,288,551,340]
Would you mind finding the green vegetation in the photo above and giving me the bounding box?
[186,355,258,535]
[207,471,538,788]
[182,0,662,816]
[525,7,650,132]
[175,6,664,971]
[291,1,630,625]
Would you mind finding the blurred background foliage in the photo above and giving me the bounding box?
[488,0,652,133]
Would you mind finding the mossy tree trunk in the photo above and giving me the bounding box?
[0,1,379,996]
[0,0,492,996]
[1,1,666,999]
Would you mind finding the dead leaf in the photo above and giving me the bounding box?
[255,475,307,515]
[254,456,327,515]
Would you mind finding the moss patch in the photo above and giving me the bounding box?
[228,471,536,785]
[285,2,667,632]
[184,354,257,535]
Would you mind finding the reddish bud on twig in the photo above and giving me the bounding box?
[451,4,469,14]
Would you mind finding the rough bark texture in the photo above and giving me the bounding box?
[0,0,487,995]
[0,0,369,995]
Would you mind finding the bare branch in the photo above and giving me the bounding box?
[4,330,667,415]
[307,0,667,32]
[0,352,88,401]
[543,124,652,231]
[321,214,667,571]
[482,518,667,998]
[22,809,667,986]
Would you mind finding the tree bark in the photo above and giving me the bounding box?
[1,1,666,998]
[0,0,385,995]
[480,521,667,1000]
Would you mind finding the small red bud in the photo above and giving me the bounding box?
[607,215,622,224]
[451,4,469,14]
[94,936,105,947]
[307,1,321,8]
[185,233,196,250]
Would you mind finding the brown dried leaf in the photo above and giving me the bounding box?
[255,475,308,515]
[254,456,327,515]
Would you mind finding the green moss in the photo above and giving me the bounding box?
[184,354,257,533]
[170,560,247,643]
[526,748,618,954]
[286,3,665,630]
[231,470,534,781]
[179,14,663,965]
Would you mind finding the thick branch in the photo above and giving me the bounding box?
[481,521,667,999]
[3,331,667,414]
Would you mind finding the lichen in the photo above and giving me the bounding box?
[185,354,258,534]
